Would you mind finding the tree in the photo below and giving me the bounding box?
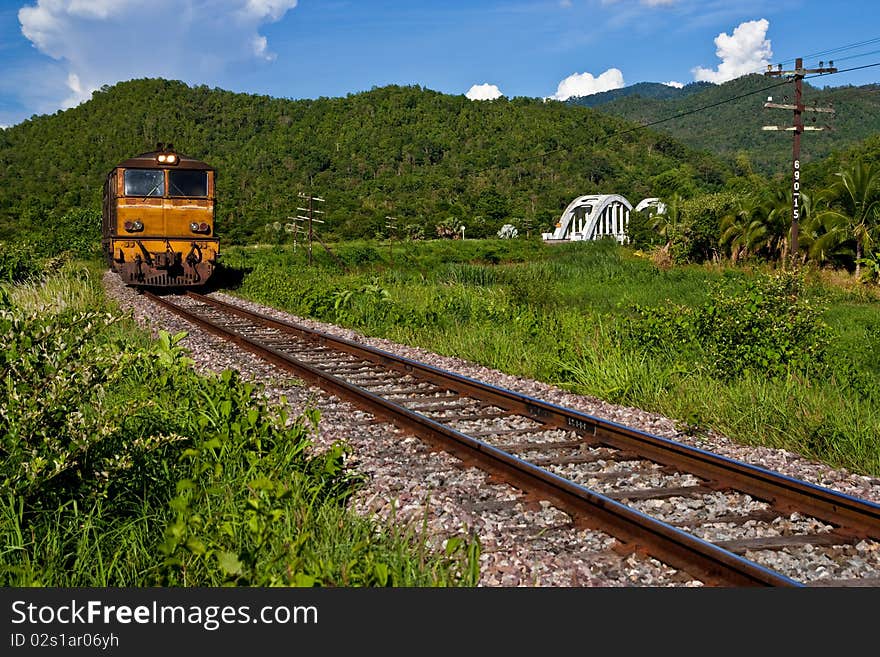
[756,186,811,263]
[810,160,880,277]
[720,195,761,264]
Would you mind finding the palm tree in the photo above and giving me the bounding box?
[720,195,760,264]
[811,160,880,277]
[760,186,813,264]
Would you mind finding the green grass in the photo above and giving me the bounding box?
[219,238,880,477]
[1,261,480,587]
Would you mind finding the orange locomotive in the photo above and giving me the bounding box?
[102,143,219,286]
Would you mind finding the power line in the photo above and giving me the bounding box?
[820,47,880,65]
[799,36,880,63]
[473,77,794,174]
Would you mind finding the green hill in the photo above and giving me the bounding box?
[582,74,880,176]
[566,81,713,108]
[806,131,880,178]
[0,78,730,244]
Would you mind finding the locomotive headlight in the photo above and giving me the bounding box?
[166,154,178,164]
[190,222,199,232]
[124,220,144,232]
[158,154,167,162]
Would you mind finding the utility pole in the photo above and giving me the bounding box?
[763,57,837,265]
[297,192,325,267]
[385,216,397,266]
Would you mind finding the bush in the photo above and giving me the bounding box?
[625,271,831,379]
[0,242,42,283]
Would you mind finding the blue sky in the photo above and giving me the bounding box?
[2,0,879,127]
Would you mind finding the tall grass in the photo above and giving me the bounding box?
[222,239,880,477]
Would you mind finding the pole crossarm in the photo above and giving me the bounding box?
[762,125,830,131]
[762,102,835,113]
[764,63,838,78]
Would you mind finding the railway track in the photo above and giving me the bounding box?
[145,290,880,587]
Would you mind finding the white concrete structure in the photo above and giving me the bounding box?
[542,194,633,243]
[634,197,667,215]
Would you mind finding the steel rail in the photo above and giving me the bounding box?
[185,292,880,541]
[144,290,809,586]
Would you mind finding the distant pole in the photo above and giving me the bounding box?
[297,192,325,267]
[763,57,837,266]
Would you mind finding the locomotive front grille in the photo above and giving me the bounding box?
[142,272,203,286]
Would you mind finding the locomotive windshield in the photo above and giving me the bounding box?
[124,169,164,197]
[169,170,208,197]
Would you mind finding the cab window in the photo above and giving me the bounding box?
[169,170,208,197]
[124,169,164,197]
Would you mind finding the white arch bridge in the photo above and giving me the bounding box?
[541,194,636,243]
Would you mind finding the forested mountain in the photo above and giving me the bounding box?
[584,74,880,176]
[0,78,730,243]
[566,81,713,108]
[805,132,880,188]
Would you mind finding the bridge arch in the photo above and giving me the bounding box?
[634,197,667,215]
[542,194,633,243]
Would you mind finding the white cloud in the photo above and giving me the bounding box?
[17,0,298,111]
[62,72,88,109]
[243,0,297,21]
[252,35,275,61]
[466,83,503,101]
[692,18,772,84]
[663,80,684,88]
[549,67,624,101]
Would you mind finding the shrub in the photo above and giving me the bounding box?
[625,271,831,379]
[0,242,42,283]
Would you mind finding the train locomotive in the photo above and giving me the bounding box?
[102,143,218,286]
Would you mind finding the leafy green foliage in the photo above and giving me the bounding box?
[0,78,729,244]
[625,271,831,379]
[0,242,42,283]
[566,81,714,108]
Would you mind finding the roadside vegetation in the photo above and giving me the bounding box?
[0,260,480,586]
[220,237,880,478]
